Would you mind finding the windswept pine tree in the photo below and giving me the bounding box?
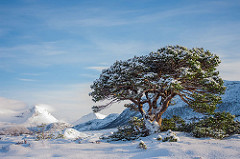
[90,45,225,132]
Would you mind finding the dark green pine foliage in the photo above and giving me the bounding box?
[108,117,146,141]
[160,115,186,132]
[190,112,240,139]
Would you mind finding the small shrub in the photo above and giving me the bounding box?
[55,134,64,139]
[109,117,147,141]
[162,130,180,142]
[156,135,162,141]
[161,115,186,131]
[36,133,56,140]
[162,136,178,142]
[137,140,147,149]
[35,124,59,140]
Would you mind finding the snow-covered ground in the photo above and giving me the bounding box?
[0,129,239,159]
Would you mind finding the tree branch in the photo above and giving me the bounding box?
[92,99,119,113]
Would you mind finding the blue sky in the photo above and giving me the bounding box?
[0,0,240,122]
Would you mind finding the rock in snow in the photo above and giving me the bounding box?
[63,128,88,139]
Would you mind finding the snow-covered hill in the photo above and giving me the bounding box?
[14,104,58,127]
[44,122,72,133]
[74,113,119,131]
[73,112,106,126]
[0,104,70,135]
[216,81,240,117]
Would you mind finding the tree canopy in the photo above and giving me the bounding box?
[90,45,225,127]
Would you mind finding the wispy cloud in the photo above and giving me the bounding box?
[89,39,160,58]
[18,78,37,82]
[86,66,108,71]
[0,42,67,56]
[22,73,41,76]
[176,21,240,59]
[1,1,236,69]
[44,2,217,29]
[0,97,27,115]
[0,41,96,68]
[0,1,211,34]
[218,63,240,81]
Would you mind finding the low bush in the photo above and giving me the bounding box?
[160,115,186,131]
[162,130,180,142]
[160,112,240,139]
[108,117,147,141]
[190,112,240,139]
[137,140,147,149]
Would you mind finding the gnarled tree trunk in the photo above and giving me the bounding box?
[137,93,175,134]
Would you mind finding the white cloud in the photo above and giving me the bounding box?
[22,73,41,76]
[0,41,96,68]
[0,42,67,56]
[63,17,129,27]
[18,78,37,82]
[218,61,240,81]
[86,66,108,71]
[0,97,27,114]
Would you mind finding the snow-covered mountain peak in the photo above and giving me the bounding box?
[95,113,107,119]
[29,104,50,114]
[73,112,106,125]
[15,104,58,126]
[74,113,119,131]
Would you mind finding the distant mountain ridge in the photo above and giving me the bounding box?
[73,112,106,126]
[73,113,119,131]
